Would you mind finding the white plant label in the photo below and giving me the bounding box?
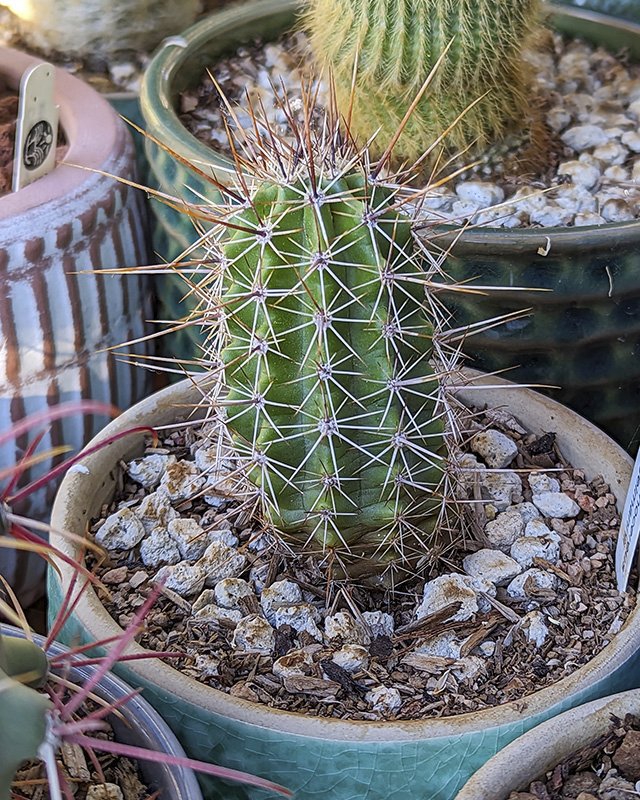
[616,450,640,592]
[13,63,58,192]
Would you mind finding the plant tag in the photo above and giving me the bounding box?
[616,450,640,592]
[12,63,59,192]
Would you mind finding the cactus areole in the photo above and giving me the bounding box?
[200,112,454,570]
[304,0,543,162]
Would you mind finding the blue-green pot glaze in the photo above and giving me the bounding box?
[49,377,637,800]
[139,1,640,453]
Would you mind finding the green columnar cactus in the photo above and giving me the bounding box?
[0,635,50,800]
[304,0,543,163]
[200,118,455,571]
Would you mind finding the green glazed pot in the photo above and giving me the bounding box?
[140,1,640,453]
[556,0,640,22]
[49,375,637,800]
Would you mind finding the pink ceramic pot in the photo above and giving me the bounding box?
[0,47,153,603]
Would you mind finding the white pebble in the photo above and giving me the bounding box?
[557,160,600,189]
[214,578,254,609]
[530,204,574,227]
[232,614,275,654]
[261,580,303,624]
[456,180,505,207]
[273,649,313,677]
[167,518,208,561]
[622,130,640,152]
[416,574,478,622]
[95,508,146,551]
[532,492,580,519]
[324,611,370,645]
[522,610,549,647]
[452,656,486,681]
[524,518,553,538]
[463,549,522,586]
[274,605,323,640]
[127,454,176,489]
[481,470,523,512]
[140,527,181,568]
[510,536,560,568]
[484,508,525,551]
[601,198,634,222]
[198,542,247,587]
[574,211,605,226]
[154,562,205,597]
[135,491,178,534]
[365,685,402,714]
[528,471,560,494]
[512,502,542,525]
[470,429,518,469]
[86,785,124,800]
[332,645,369,673]
[362,610,395,639]
[194,604,243,626]
[561,124,609,150]
[507,568,558,600]
[160,460,206,501]
[593,141,629,165]
[415,631,462,659]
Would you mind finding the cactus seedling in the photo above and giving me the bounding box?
[182,90,463,577]
[304,0,544,164]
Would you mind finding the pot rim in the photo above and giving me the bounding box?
[50,373,637,742]
[454,688,640,799]
[140,0,640,254]
[0,46,124,218]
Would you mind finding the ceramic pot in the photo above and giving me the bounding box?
[0,47,153,603]
[454,689,640,799]
[1,624,204,800]
[48,374,636,800]
[139,0,640,453]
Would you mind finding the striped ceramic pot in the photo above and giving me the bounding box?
[0,47,153,602]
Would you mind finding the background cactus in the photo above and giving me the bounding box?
[190,101,460,573]
[1,0,198,59]
[304,0,543,163]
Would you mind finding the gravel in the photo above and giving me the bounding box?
[178,29,640,229]
[87,404,636,722]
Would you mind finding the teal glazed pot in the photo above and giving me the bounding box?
[557,0,640,22]
[140,1,640,452]
[49,375,637,800]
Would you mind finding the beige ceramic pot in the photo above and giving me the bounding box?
[0,47,152,603]
[455,689,640,799]
[49,374,636,800]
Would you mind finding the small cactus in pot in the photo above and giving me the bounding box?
[303,0,545,164]
[181,94,469,578]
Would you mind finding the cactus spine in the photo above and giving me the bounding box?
[195,108,457,571]
[304,0,542,163]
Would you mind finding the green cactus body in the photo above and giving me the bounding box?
[0,636,50,800]
[217,167,447,562]
[304,0,542,162]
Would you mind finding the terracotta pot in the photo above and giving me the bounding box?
[0,47,153,603]
[139,0,640,453]
[454,689,640,799]
[49,374,637,800]
[1,624,204,800]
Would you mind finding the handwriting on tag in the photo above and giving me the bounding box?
[616,450,640,592]
[12,63,59,192]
